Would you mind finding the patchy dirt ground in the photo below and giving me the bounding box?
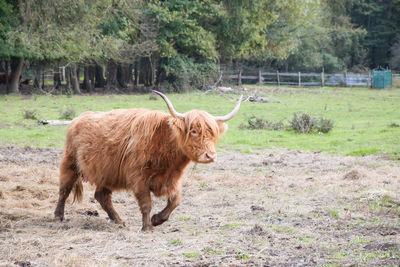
[0,146,399,266]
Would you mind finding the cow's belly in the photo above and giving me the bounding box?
[76,144,128,190]
[147,170,183,198]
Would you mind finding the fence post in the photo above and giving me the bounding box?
[368,71,371,87]
[298,72,301,87]
[237,70,242,86]
[258,69,262,84]
[344,72,347,87]
[321,71,325,87]
[277,71,280,87]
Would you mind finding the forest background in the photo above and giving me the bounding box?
[1,0,400,94]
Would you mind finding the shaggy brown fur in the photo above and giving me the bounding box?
[54,99,234,231]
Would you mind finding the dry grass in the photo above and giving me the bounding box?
[0,146,399,266]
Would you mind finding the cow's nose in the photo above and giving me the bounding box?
[205,152,217,161]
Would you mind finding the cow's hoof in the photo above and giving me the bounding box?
[113,219,126,226]
[141,225,154,232]
[151,214,167,226]
[54,214,64,222]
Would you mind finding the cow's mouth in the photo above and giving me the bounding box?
[196,159,214,164]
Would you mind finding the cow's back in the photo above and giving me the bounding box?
[64,108,170,190]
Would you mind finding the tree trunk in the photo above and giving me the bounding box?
[54,67,61,90]
[106,60,119,90]
[69,63,81,94]
[140,57,153,86]
[89,65,95,91]
[76,66,81,87]
[134,61,139,86]
[95,64,106,88]
[83,66,90,92]
[83,65,95,92]
[0,61,5,72]
[66,67,71,90]
[151,56,156,86]
[155,60,164,86]
[34,64,42,89]
[117,63,131,88]
[42,71,45,89]
[8,57,24,94]
[5,61,10,94]
[128,64,134,84]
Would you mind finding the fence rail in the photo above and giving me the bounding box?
[222,70,374,87]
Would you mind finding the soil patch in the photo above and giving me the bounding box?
[0,146,399,266]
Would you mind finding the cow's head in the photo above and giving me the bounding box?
[153,90,242,164]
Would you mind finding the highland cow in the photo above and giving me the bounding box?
[54,91,242,231]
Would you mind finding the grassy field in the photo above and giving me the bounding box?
[1,87,399,266]
[0,86,399,158]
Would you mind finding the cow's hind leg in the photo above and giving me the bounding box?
[151,189,182,226]
[94,187,124,225]
[54,155,79,221]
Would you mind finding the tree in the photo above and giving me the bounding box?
[0,0,154,93]
[350,0,400,68]
[215,0,325,69]
[1,0,393,94]
[1,0,104,93]
[0,0,27,93]
[98,0,156,90]
[271,0,367,72]
[144,0,219,90]
[390,40,400,69]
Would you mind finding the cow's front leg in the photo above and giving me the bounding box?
[134,183,153,231]
[152,188,182,226]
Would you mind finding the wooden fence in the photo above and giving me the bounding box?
[223,70,373,87]
[393,74,400,88]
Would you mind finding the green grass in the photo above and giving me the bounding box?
[221,223,242,230]
[332,250,351,260]
[169,239,183,246]
[330,209,339,218]
[1,86,400,158]
[177,215,190,221]
[370,194,400,212]
[352,236,370,244]
[236,250,250,260]
[199,182,207,188]
[183,252,199,258]
[267,224,298,233]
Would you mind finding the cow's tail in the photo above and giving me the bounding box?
[72,178,83,203]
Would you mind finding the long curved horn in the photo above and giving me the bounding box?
[214,95,243,122]
[152,90,185,119]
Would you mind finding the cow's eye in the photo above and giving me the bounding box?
[190,129,198,136]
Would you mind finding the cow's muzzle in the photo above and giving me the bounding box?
[198,152,217,163]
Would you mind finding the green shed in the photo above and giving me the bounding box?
[372,67,391,89]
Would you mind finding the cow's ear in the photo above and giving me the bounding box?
[168,118,185,133]
[217,122,228,135]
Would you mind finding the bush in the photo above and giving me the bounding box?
[22,109,38,120]
[160,55,220,92]
[316,117,334,133]
[240,113,334,134]
[290,113,334,134]
[290,113,316,134]
[59,107,76,120]
[389,122,400,128]
[240,116,286,130]
[149,93,158,101]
